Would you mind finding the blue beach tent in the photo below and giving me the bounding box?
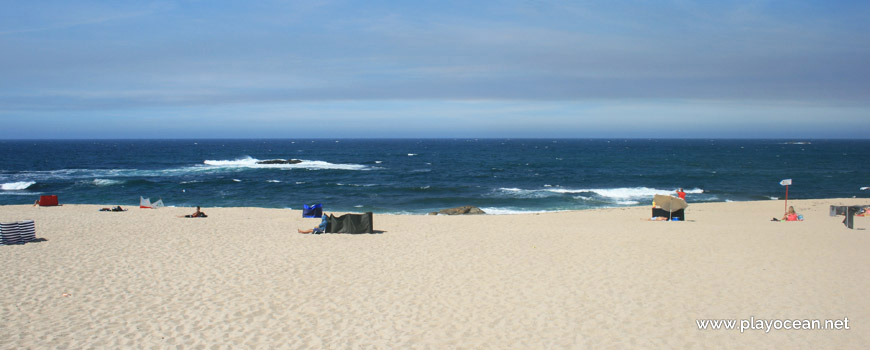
[303,203,323,218]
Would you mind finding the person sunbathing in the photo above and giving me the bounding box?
[180,206,207,218]
[99,206,126,212]
[778,206,803,221]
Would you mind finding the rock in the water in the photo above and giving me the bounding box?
[437,206,486,215]
[256,159,302,165]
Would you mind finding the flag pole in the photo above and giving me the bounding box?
[784,184,789,213]
[780,179,792,214]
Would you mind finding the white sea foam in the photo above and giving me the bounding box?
[9,167,207,181]
[203,157,260,167]
[0,191,42,196]
[232,179,242,182]
[93,179,123,186]
[383,210,422,215]
[497,186,704,201]
[408,153,417,156]
[561,187,702,198]
[267,180,281,183]
[479,207,561,215]
[1,181,35,190]
[202,157,369,171]
[496,188,559,198]
[549,187,662,198]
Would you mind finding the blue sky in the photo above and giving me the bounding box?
[1,0,868,138]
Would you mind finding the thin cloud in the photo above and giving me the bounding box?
[0,3,169,35]
[0,12,148,35]
[0,1,868,138]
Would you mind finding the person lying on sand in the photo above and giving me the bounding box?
[179,206,207,218]
[99,206,126,212]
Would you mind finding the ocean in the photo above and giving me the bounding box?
[1,139,868,214]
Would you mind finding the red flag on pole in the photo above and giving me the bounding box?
[780,179,792,213]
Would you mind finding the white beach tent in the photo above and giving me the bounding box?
[140,197,165,209]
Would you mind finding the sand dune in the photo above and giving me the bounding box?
[1,198,868,349]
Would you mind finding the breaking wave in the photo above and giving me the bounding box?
[1,181,35,190]
[496,187,704,202]
[93,179,124,186]
[202,156,369,171]
[479,207,560,215]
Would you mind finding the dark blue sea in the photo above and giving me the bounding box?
[1,139,868,214]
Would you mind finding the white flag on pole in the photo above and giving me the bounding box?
[780,179,792,186]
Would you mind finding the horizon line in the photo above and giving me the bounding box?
[1,137,868,141]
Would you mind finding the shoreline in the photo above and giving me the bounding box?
[3,196,868,215]
[1,197,868,348]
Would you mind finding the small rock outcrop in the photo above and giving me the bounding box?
[256,159,302,165]
[428,206,486,215]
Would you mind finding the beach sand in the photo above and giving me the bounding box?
[1,198,868,349]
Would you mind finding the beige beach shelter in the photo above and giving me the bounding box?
[653,194,688,212]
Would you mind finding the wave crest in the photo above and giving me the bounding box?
[203,157,368,171]
[93,179,124,186]
[497,186,705,201]
[479,207,557,215]
[1,181,36,190]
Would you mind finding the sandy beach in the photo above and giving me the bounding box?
[1,198,868,349]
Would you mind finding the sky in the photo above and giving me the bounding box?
[1,0,868,139]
